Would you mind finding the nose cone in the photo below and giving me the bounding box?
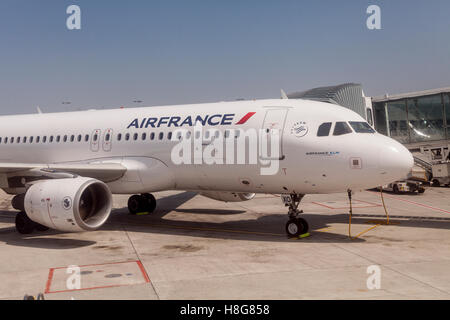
[379,138,414,182]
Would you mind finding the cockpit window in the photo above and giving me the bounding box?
[333,122,353,136]
[317,122,332,137]
[349,121,376,133]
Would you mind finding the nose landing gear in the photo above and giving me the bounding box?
[282,194,309,237]
[127,193,157,215]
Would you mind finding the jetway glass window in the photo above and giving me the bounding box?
[445,94,450,138]
[373,102,388,135]
[407,95,444,143]
[387,100,409,144]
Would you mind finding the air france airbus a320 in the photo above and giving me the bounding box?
[0,98,413,237]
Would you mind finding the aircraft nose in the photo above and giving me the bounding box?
[379,138,414,181]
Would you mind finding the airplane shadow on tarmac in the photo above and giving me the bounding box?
[1,191,450,248]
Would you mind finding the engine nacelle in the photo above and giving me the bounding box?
[24,177,112,232]
[200,191,255,202]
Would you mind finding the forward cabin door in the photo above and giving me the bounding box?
[261,108,289,160]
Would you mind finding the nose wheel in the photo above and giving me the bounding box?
[282,194,309,237]
[128,193,157,215]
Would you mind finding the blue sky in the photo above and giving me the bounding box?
[0,0,449,115]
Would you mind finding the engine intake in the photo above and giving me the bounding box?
[24,177,112,232]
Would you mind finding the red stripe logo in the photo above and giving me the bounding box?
[236,112,256,125]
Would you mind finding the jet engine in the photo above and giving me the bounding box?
[200,191,255,202]
[24,177,113,232]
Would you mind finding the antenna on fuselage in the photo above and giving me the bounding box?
[281,89,289,100]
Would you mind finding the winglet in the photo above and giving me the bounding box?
[281,89,289,100]
[36,106,43,114]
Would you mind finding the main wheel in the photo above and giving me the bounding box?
[128,195,144,215]
[15,212,35,235]
[285,218,309,238]
[393,185,400,194]
[432,179,440,187]
[142,193,157,213]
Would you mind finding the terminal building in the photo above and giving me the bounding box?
[288,84,450,185]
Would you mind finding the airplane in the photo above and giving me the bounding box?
[0,98,413,237]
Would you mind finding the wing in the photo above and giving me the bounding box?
[0,162,127,191]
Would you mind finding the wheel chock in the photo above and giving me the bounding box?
[289,232,311,240]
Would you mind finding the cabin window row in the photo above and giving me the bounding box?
[0,134,92,144]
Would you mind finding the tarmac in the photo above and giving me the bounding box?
[0,186,449,300]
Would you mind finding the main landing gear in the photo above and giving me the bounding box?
[127,193,157,215]
[15,212,49,235]
[282,194,309,238]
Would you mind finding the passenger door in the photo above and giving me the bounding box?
[261,108,288,160]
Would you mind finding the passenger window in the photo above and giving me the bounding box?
[29,137,33,143]
[49,136,54,143]
[117,133,122,141]
[43,136,47,143]
[85,135,89,142]
[186,131,191,139]
[56,136,61,143]
[36,136,40,143]
[63,135,68,142]
[77,135,82,142]
[317,122,332,137]
[11,137,14,144]
[142,133,146,140]
[159,132,164,140]
[70,135,75,142]
[150,133,155,140]
[205,131,210,139]
[93,134,98,142]
[168,132,172,140]
[333,122,353,136]
[133,133,138,141]
[17,137,21,143]
[125,133,130,141]
[0,137,2,144]
[105,134,110,141]
[23,137,27,143]
[349,121,376,133]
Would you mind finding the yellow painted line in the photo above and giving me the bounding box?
[315,227,332,233]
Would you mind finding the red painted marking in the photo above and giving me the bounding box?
[44,260,151,294]
[312,202,335,209]
[380,193,450,214]
[45,268,55,294]
[236,112,256,125]
[136,260,150,283]
[312,200,381,210]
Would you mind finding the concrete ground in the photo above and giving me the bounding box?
[0,186,449,300]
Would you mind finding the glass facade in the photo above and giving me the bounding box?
[373,93,450,144]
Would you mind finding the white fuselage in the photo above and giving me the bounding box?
[0,99,413,195]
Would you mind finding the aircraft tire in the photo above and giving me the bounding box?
[128,195,144,215]
[142,193,157,213]
[286,218,308,238]
[15,212,35,235]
